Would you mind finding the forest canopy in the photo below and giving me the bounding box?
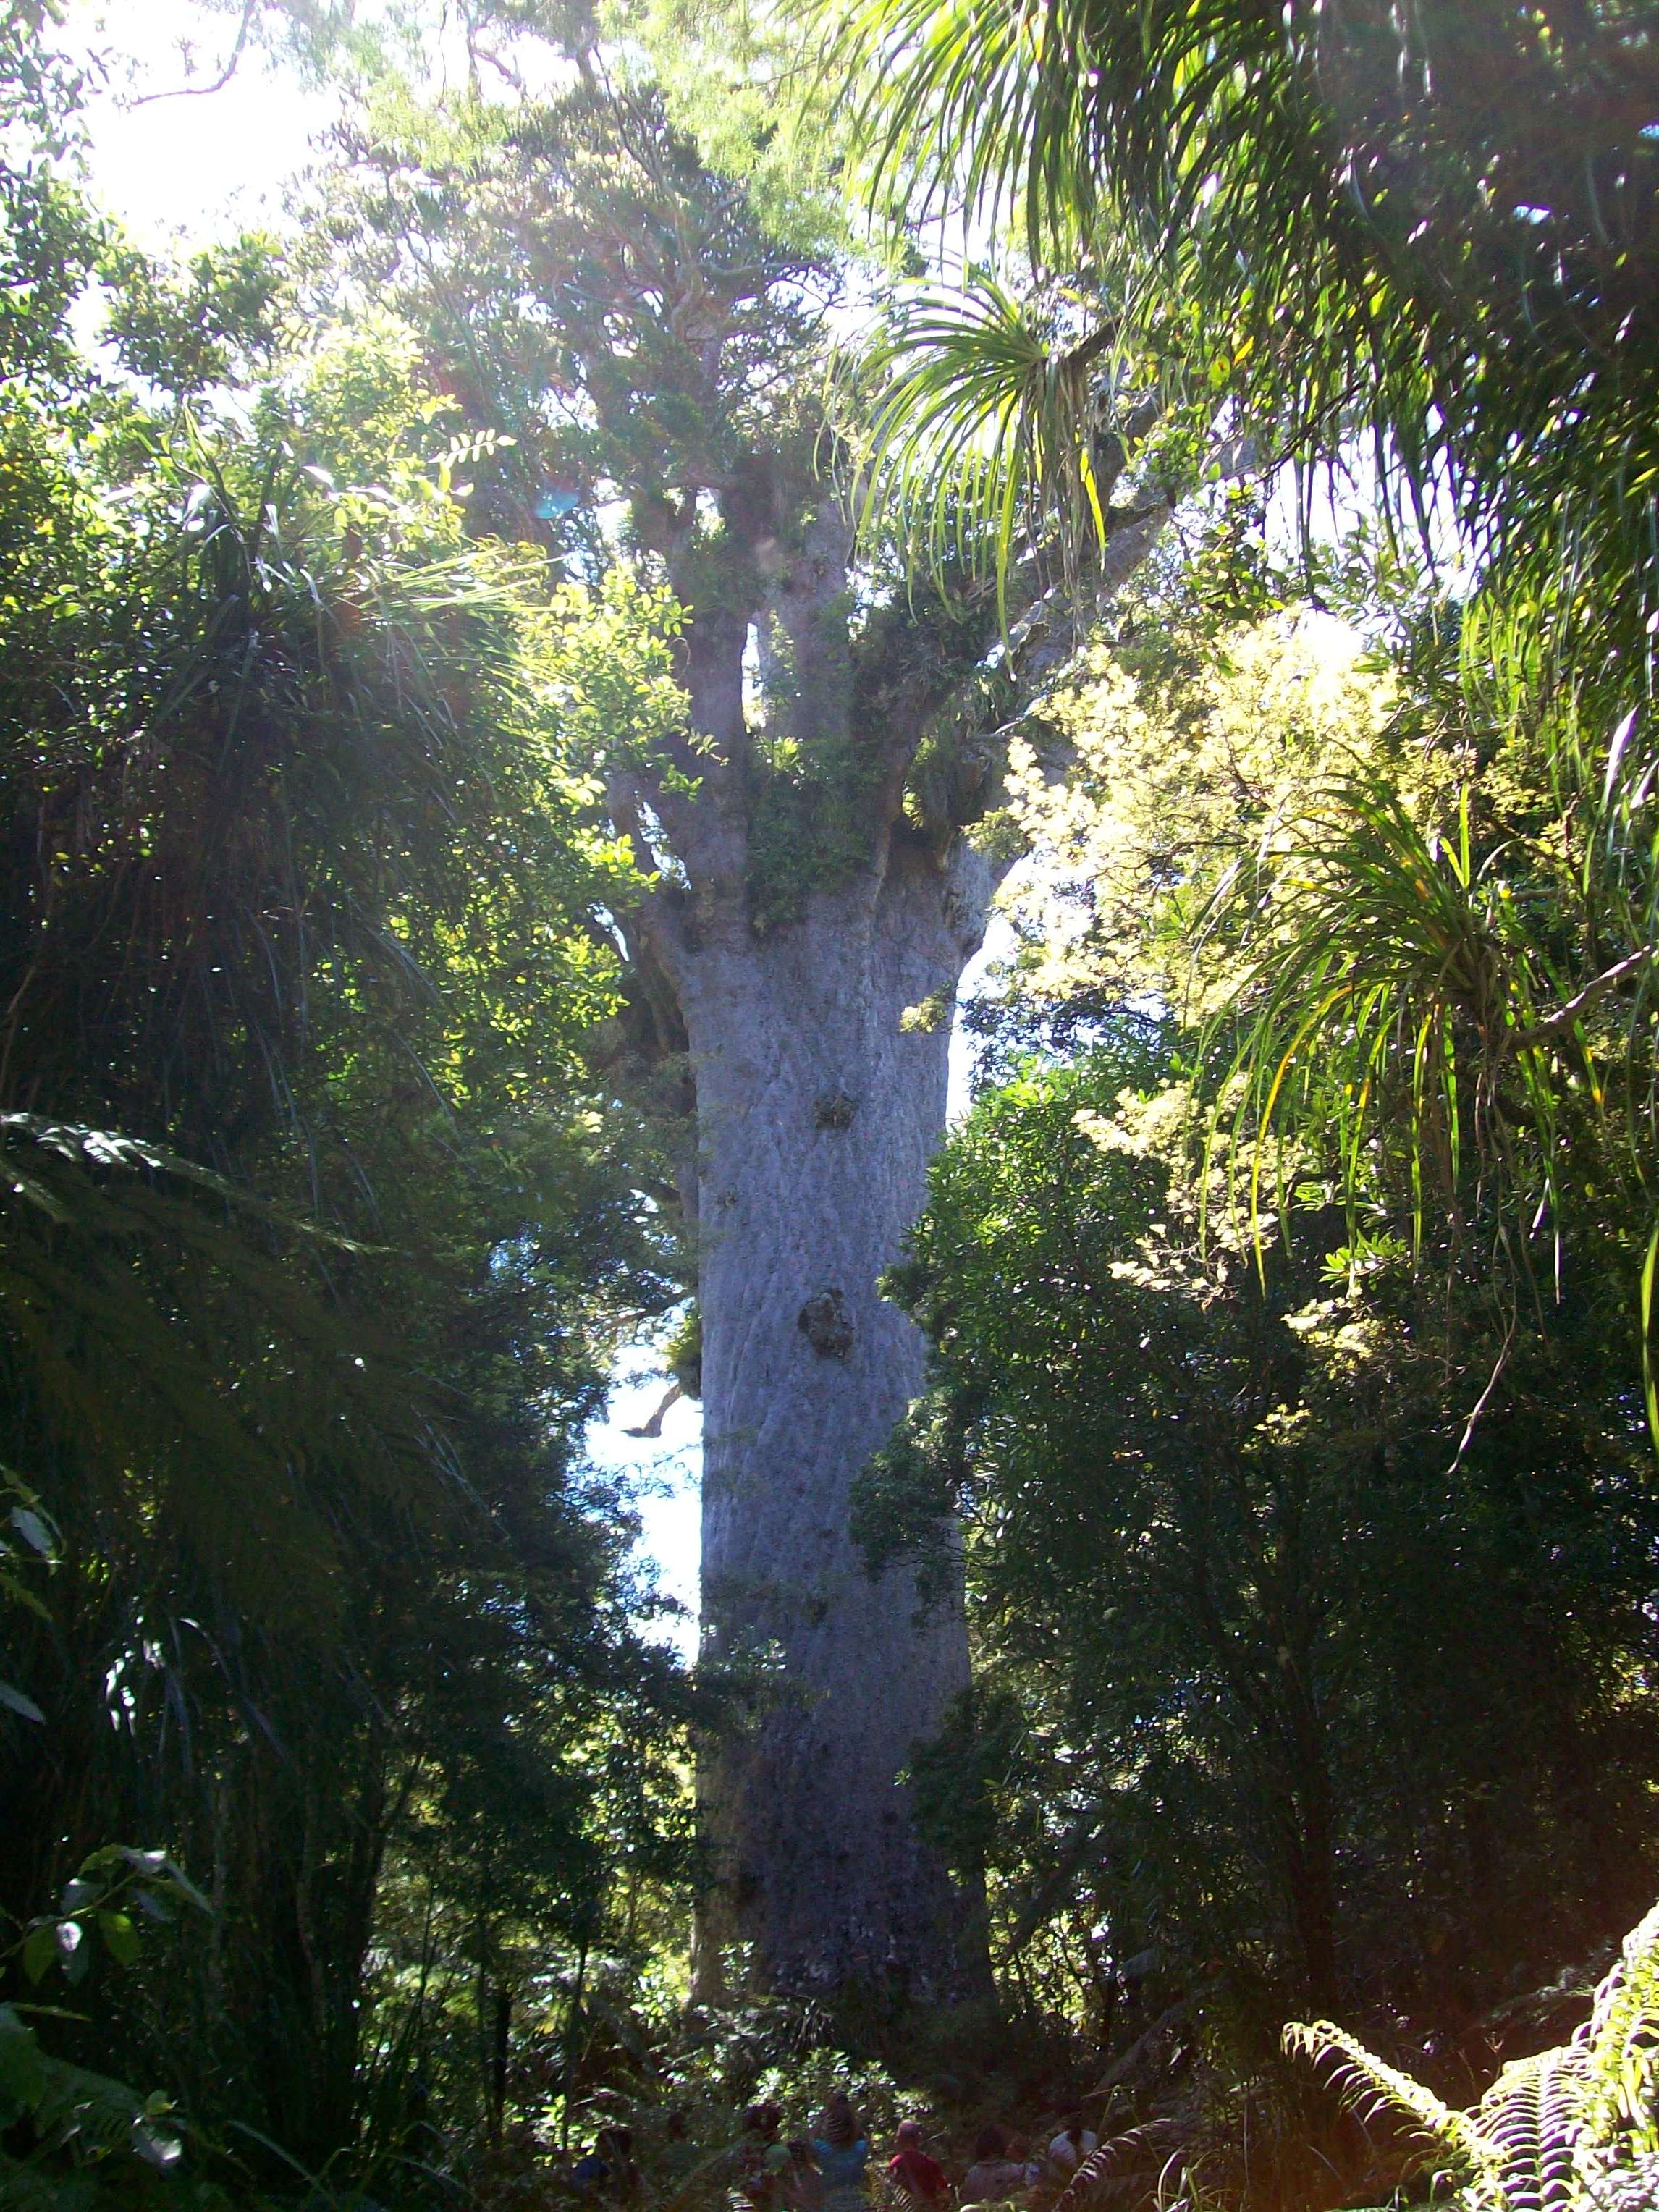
[2,2,1659,2211]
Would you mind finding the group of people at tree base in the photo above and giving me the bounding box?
[739,2093,1099,2212]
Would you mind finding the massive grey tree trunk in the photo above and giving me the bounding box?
[607,450,1166,2002]
[601,473,1018,1998]
[368,69,1169,2001]
[675,837,994,1996]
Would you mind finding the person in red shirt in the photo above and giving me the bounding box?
[887,2120,950,2206]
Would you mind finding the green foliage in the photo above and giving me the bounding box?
[0,2,101,394]
[35,10,1659,2208]
[0,1112,426,1631]
[825,0,1659,1427]
[308,73,832,560]
[871,1038,1659,2053]
[617,0,859,258]
[744,726,886,934]
[832,0,1659,702]
[0,43,706,2194]
[101,234,290,397]
[856,544,1659,2180]
[297,21,1039,950]
[992,525,1396,1015]
[983,522,1659,1434]
[0,1465,54,1721]
[0,2003,187,2200]
[0,1840,220,2205]
[664,1304,702,1399]
[1180,588,1659,1430]
[9,1845,208,1995]
[1202,771,1584,1269]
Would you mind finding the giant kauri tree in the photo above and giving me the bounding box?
[326,59,1166,1994]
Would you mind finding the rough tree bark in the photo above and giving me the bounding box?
[607,486,994,1995]
[679,841,994,1996]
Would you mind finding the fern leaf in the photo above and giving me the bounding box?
[1283,2019,1495,2181]
[1478,2047,1590,2212]
[1579,1901,1659,2153]
[1051,2119,1178,2212]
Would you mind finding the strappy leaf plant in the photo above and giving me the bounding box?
[844,274,1160,612]
[1200,769,1603,1279]
[0,1111,421,1630]
[1193,698,1659,1438]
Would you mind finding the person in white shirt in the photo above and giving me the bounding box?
[1046,2116,1098,2174]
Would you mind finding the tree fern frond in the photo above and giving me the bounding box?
[1578,1901,1659,2153]
[0,1113,366,1238]
[1288,1903,1659,2212]
[1283,2019,1494,2181]
[1052,2119,1181,2212]
[1478,2048,1591,2212]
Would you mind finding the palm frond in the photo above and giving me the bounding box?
[852,279,1062,584]
[1052,2119,1182,2212]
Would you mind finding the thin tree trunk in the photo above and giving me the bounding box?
[490,1983,511,2145]
[560,1938,588,2153]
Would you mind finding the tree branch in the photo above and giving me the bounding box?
[1512,947,1652,1050]
[130,0,258,105]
